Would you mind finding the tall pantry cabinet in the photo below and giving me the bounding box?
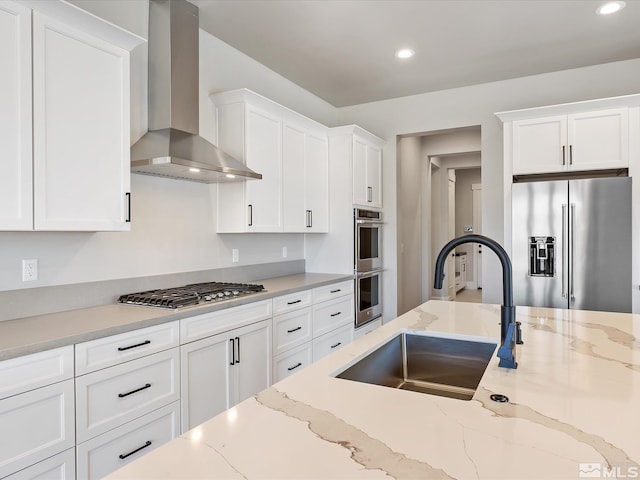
[0,1,139,231]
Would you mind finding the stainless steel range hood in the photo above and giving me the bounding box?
[131,0,261,183]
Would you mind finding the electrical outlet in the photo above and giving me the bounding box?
[232,249,239,263]
[282,246,287,258]
[22,259,38,282]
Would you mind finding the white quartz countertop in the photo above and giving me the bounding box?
[0,273,353,360]
[107,300,640,480]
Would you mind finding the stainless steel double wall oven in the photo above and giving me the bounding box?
[354,208,383,328]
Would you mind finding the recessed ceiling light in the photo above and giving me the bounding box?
[225,173,236,179]
[395,48,415,59]
[596,1,625,15]
[189,167,200,173]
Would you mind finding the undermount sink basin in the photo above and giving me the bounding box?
[335,331,497,401]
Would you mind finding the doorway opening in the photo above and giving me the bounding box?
[397,126,482,315]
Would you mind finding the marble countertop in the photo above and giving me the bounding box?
[0,272,353,360]
[107,300,640,480]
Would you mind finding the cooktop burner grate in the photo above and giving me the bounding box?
[118,282,265,309]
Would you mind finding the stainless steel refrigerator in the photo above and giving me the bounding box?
[512,176,631,313]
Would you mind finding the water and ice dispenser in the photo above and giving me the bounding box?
[528,236,555,277]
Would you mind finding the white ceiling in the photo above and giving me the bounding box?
[192,0,640,107]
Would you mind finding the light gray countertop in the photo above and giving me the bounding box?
[0,273,353,361]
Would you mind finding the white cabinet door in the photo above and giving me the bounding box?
[0,380,75,479]
[32,12,130,231]
[180,319,271,432]
[245,105,282,232]
[0,1,32,230]
[180,332,231,432]
[512,115,567,175]
[232,319,272,404]
[304,132,329,232]
[4,448,75,480]
[352,137,368,206]
[568,108,628,171]
[282,122,306,232]
[366,143,382,208]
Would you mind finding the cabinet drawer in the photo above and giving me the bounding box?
[0,346,73,400]
[273,343,313,383]
[0,380,75,478]
[312,295,354,337]
[272,289,312,314]
[181,299,272,344]
[312,323,353,362]
[76,321,179,375]
[312,280,353,303]
[4,448,75,480]
[77,401,179,480]
[273,308,312,355]
[76,348,179,442]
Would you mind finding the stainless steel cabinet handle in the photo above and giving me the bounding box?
[117,340,150,352]
[562,204,567,298]
[118,383,151,398]
[306,210,312,228]
[125,192,131,222]
[570,203,576,301]
[287,326,302,333]
[119,440,152,460]
[562,146,566,166]
[367,186,373,202]
[287,362,302,371]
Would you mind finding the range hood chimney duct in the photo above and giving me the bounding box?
[131,0,261,183]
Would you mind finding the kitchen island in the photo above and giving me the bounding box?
[106,300,640,479]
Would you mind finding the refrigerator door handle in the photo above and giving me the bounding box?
[562,204,567,298]
[570,203,576,302]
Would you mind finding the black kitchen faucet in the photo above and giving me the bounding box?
[434,234,522,369]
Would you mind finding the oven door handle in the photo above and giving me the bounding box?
[356,269,384,279]
[355,220,384,225]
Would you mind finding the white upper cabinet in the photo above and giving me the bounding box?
[32,12,131,231]
[511,107,629,175]
[0,1,32,230]
[353,136,382,208]
[0,2,136,231]
[213,89,328,233]
[283,123,329,232]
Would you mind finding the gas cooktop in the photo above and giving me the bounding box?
[117,281,265,309]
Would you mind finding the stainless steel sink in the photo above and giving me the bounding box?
[335,332,497,400]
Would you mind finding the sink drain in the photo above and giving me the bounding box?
[490,393,509,403]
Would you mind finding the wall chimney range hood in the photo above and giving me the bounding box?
[131,0,261,183]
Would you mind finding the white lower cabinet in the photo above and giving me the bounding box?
[0,380,75,479]
[76,401,179,480]
[180,319,271,432]
[312,323,353,362]
[273,343,313,383]
[75,348,180,443]
[4,448,75,480]
[271,283,354,383]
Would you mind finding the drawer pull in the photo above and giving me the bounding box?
[287,326,302,333]
[119,440,152,460]
[118,383,151,398]
[330,312,342,317]
[330,289,341,293]
[287,299,302,305]
[287,362,302,371]
[331,342,342,349]
[117,340,151,351]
